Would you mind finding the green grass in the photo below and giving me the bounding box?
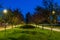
[0,28,60,40]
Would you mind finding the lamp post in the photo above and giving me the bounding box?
[52,10,55,15]
[3,9,8,38]
[51,10,56,31]
[52,10,56,24]
[3,9,8,27]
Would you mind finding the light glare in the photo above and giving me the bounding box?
[3,9,8,14]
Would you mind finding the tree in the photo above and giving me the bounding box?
[13,9,24,25]
[34,6,49,24]
[2,9,13,25]
[32,0,60,29]
[32,7,47,28]
[26,12,32,24]
[42,0,60,34]
[42,0,60,24]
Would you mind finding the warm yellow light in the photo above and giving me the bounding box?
[3,9,8,14]
[52,11,55,15]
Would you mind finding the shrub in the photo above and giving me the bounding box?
[20,25,35,29]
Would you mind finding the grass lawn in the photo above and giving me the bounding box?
[0,27,60,40]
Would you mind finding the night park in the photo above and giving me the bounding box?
[0,0,60,40]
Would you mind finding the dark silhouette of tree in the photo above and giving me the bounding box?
[42,0,60,36]
[34,6,49,24]
[2,9,13,24]
[26,12,32,24]
[13,9,24,25]
[42,0,60,24]
[2,8,24,28]
[32,0,60,29]
[32,7,47,29]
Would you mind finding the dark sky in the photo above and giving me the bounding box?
[0,0,60,16]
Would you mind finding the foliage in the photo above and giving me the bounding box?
[20,25,35,29]
[26,12,32,24]
[31,0,60,24]
[0,9,24,25]
[12,9,24,25]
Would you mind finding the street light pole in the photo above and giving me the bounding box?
[3,9,8,38]
[52,10,56,24]
[51,10,55,31]
[3,9,8,27]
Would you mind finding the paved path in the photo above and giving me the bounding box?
[0,25,23,31]
[30,24,60,32]
[0,24,60,32]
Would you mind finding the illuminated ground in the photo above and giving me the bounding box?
[0,24,60,32]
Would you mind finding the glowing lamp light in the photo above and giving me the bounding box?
[3,9,8,14]
[52,11,55,15]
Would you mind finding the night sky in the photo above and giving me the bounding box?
[0,0,60,16]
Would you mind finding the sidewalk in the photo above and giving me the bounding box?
[30,24,60,32]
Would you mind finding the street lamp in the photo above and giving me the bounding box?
[52,10,56,23]
[3,9,8,14]
[3,9,8,25]
[51,10,56,31]
[3,9,8,37]
[52,10,55,15]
